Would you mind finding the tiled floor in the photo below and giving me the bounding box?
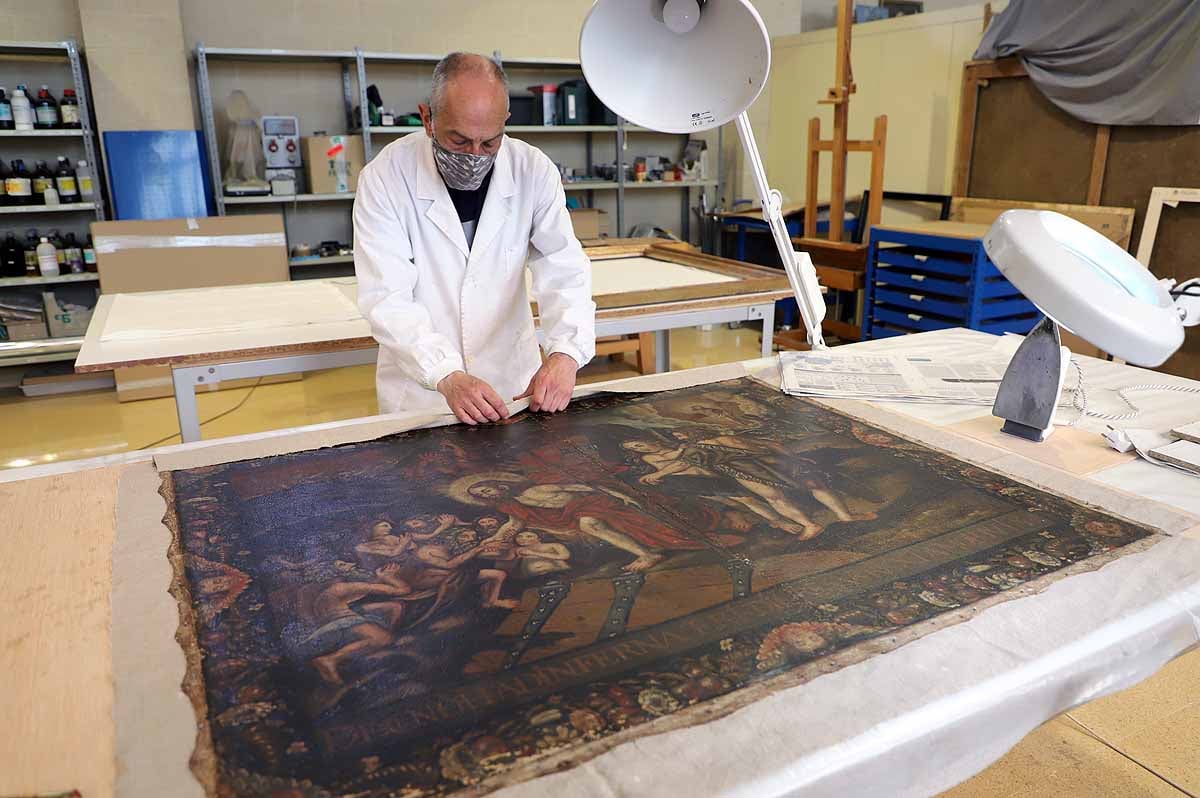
[2,323,1197,794]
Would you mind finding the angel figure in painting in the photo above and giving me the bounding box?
[446,471,740,573]
[622,435,875,540]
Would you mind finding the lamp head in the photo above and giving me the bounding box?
[985,210,1185,368]
[579,0,771,133]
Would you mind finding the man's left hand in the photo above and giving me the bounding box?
[515,353,579,413]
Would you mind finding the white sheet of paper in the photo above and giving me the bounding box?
[100,282,362,342]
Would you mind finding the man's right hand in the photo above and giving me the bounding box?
[437,371,510,425]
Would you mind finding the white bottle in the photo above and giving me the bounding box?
[36,236,59,277]
[11,85,33,131]
[76,160,94,200]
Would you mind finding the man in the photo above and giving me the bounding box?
[354,53,596,424]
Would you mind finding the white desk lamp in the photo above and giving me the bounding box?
[985,210,1196,441]
[579,0,828,348]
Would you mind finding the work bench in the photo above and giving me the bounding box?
[5,328,1199,798]
[74,243,791,442]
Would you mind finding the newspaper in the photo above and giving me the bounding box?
[779,350,1037,406]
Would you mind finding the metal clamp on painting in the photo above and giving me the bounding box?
[579,0,827,348]
[984,210,1192,442]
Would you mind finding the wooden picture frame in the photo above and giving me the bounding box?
[1135,187,1200,267]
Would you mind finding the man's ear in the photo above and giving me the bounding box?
[418,103,434,136]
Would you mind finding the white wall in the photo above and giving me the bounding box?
[742,4,992,224]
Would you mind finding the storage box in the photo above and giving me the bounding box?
[556,80,589,125]
[528,84,558,126]
[569,208,610,240]
[43,292,94,337]
[302,135,365,195]
[0,319,48,341]
[91,214,295,401]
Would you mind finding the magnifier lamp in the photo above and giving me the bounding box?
[984,210,1196,442]
[579,0,828,348]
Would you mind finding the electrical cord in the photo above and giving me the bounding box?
[1064,359,1200,423]
[138,378,264,450]
[1063,712,1199,798]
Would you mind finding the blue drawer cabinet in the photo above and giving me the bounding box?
[864,223,1039,339]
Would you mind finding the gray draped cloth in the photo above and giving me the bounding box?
[974,0,1200,126]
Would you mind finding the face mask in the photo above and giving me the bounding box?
[430,126,497,191]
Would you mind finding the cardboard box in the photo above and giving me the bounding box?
[0,319,49,341]
[91,214,295,401]
[302,135,365,195]
[93,214,290,294]
[569,208,610,240]
[43,292,94,337]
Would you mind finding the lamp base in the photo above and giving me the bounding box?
[992,316,1071,443]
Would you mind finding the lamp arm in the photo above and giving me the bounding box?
[734,112,826,349]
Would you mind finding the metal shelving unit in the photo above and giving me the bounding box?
[0,201,97,215]
[193,44,722,259]
[0,272,97,288]
[224,193,354,205]
[0,129,86,137]
[0,39,107,366]
[0,40,105,223]
[195,45,361,218]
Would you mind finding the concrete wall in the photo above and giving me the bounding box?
[1,0,83,42]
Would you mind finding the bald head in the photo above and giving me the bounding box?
[420,53,510,155]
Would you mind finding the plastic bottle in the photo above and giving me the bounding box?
[75,160,94,201]
[0,87,13,131]
[36,236,59,277]
[23,229,39,275]
[48,229,66,270]
[83,233,97,273]
[6,159,33,205]
[54,156,78,203]
[0,233,24,277]
[64,232,84,273]
[59,88,80,128]
[0,160,9,206]
[34,85,59,129]
[11,86,33,131]
[32,160,53,199]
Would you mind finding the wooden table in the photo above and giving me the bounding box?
[74,243,791,442]
[6,329,1200,798]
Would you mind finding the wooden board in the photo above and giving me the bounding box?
[953,60,1200,380]
[0,466,124,798]
[873,220,991,240]
[76,256,790,374]
[949,198,1135,250]
[963,65,1095,204]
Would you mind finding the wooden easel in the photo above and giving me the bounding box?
[799,0,888,245]
[773,0,887,350]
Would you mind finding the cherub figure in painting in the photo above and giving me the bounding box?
[306,524,526,684]
[511,530,571,578]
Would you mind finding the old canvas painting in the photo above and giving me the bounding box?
[163,378,1154,796]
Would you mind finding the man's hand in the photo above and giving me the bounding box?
[515,353,579,413]
[437,371,510,425]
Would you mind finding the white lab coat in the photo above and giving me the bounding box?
[353,131,596,414]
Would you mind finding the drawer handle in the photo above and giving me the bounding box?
[911,274,926,282]
[914,254,929,262]
[908,294,924,302]
[907,313,923,321]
